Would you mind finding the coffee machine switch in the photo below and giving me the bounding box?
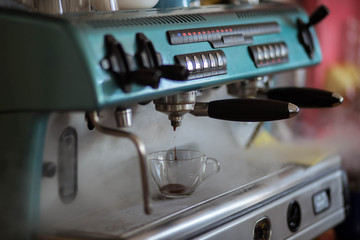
[297,5,329,58]
[101,34,133,93]
[101,34,162,92]
[135,33,189,81]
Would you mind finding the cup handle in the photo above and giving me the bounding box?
[203,157,220,181]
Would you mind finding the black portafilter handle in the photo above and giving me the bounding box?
[266,87,343,108]
[192,99,299,122]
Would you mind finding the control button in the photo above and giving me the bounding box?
[175,50,227,80]
[185,56,194,71]
[313,190,330,214]
[248,42,288,68]
[209,53,217,68]
[287,200,301,232]
[275,44,281,58]
[216,52,224,67]
[269,45,275,59]
[198,32,204,42]
[263,46,270,60]
[257,46,264,61]
[194,55,201,70]
[192,32,199,42]
[202,54,209,69]
[254,216,271,240]
[280,43,288,57]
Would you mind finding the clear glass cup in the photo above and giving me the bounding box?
[148,150,220,198]
[116,0,159,9]
[90,0,118,11]
[36,0,65,14]
[63,0,90,13]
[36,0,90,14]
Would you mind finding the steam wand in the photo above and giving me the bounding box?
[88,111,151,215]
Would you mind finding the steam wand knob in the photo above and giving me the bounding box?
[136,33,189,82]
[297,5,329,58]
[101,34,162,92]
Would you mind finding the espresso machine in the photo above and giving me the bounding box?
[0,0,348,239]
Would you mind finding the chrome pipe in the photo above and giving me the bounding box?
[88,111,151,215]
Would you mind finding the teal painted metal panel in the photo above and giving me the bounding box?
[0,4,322,111]
[0,113,49,239]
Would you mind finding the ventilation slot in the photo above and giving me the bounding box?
[236,7,299,19]
[88,14,206,28]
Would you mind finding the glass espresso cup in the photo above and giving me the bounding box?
[148,150,220,198]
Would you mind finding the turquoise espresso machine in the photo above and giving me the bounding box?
[0,2,338,239]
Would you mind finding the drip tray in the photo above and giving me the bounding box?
[39,155,346,240]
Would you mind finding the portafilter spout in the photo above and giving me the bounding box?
[154,91,198,130]
[154,90,300,129]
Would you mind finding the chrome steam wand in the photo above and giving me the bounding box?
[88,111,151,215]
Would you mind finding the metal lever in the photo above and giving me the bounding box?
[88,111,151,215]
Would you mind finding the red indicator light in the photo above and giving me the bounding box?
[203,31,206,34]
[182,33,187,36]
[229,28,233,32]
[225,29,228,32]
[198,32,201,34]
[207,31,211,34]
[188,32,191,36]
[193,32,196,35]
[220,29,224,32]
[216,30,219,33]
[211,30,215,33]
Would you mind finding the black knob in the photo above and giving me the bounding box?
[42,162,57,178]
[128,69,162,89]
[297,5,329,58]
[101,34,161,92]
[266,87,343,108]
[287,200,301,232]
[135,33,189,82]
[157,65,189,81]
[101,34,132,93]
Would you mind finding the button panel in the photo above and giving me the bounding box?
[249,42,289,67]
[175,50,227,79]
